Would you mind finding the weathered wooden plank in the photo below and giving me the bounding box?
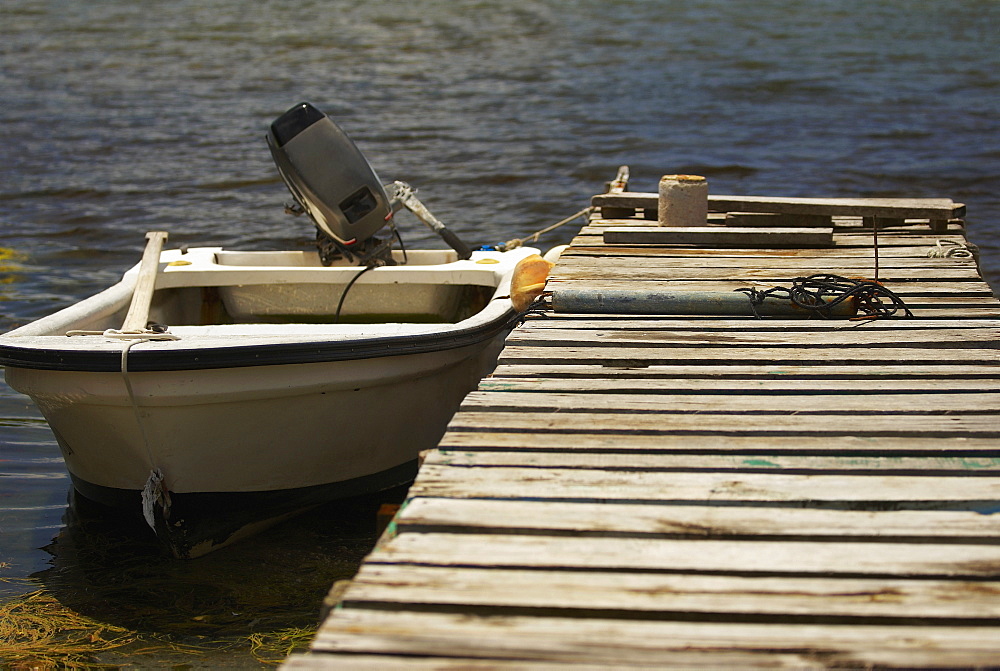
[546,277,996,296]
[308,609,1000,668]
[578,221,966,234]
[568,235,973,254]
[446,411,1000,437]
[558,254,978,270]
[564,244,974,258]
[290,650,816,670]
[591,192,964,220]
[579,226,969,245]
[551,265,982,281]
[459,390,1000,414]
[372,533,1000,577]
[408,465,1000,503]
[516,317,1000,331]
[551,257,980,282]
[428,451,1000,475]
[488,362,1000,380]
[438,431,1000,455]
[531,316,1000,327]
[835,232,970,243]
[900,295,1000,306]
[506,327,1000,346]
[555,247,974,268]
[397,497,1000,540]
[343,565,1000,620]
[287,654,671,670]
[121,231,168,331]
[528,305,1000,318]
[449,410,1000,439]
[554,254,976,270]
[878,307,1000,318]
[479,376,1000,394]
[725,212,833,227]
[602,227,835,247]
[498,345,1000,366]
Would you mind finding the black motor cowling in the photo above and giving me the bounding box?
[267,103,392,249]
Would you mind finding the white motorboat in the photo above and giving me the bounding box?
[0,103,557,557]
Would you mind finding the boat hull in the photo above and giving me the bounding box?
[5,335,506,557]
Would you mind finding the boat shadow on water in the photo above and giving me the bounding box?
[16,484,404,667]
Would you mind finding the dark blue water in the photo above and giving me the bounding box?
[2,0,998,665]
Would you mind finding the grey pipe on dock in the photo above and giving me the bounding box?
[551,288,856,317]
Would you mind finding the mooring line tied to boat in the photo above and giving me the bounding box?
[67,327,180,531]
[490,206,594,252]
[735,273,914,320]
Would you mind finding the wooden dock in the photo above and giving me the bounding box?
[285,186,1000,669]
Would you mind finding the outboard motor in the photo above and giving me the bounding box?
[268,102,473,265]
[267,102,394,265]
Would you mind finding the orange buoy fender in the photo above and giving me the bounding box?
[510,254,555,312]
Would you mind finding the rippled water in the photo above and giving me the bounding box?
[2,0,999,665]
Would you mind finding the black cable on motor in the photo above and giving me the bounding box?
[736,273,913,319]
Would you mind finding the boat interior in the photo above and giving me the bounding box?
[5,246,520,341]
[154,248,501,326]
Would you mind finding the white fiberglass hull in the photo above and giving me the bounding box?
[6,338,501,493]
[6,337,503,557]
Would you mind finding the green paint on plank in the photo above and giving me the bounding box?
[479,380,519,391]
[958,458,1000,470]
[742,458,781,468]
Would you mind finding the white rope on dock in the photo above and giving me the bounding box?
[926,238,975,259]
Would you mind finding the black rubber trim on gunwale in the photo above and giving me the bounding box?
[0,310,519,373]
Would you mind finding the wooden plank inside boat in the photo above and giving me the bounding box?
[284,188,1000,669]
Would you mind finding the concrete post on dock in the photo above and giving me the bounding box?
[658,174,708,226]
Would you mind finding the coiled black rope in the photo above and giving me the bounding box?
[735,273,913,319]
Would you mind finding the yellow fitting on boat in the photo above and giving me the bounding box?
[510,254,555,312]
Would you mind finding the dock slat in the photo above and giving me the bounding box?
[408,465,1000,503]
[396,497,1000,540]
[497,345,1000,365]
[547,277,996,296]
[446,411,1000,437]
[344,564,1000,619]
[553,264,983,281]
[509,326,1000,345]
[307,610,1000,669]
[601,226,835,247]
[438,431,1000,454]
[371,532,1000,578]
[460,390,1000,413]
[427,450,1000,474]
[590,192,964,220]
[478,376,1000,392]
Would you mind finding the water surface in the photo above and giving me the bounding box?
[1,0,998,666]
